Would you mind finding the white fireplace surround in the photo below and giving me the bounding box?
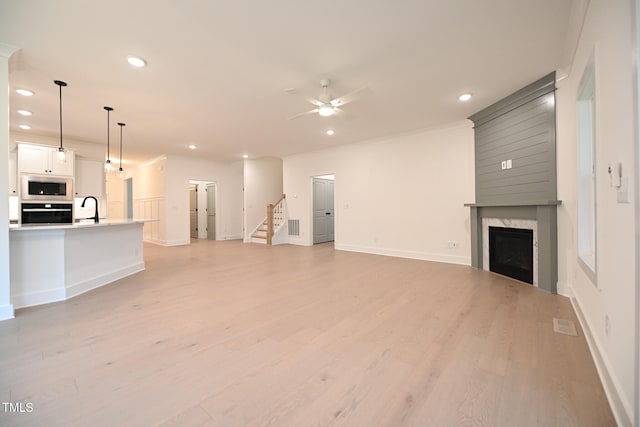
[482,218,538,286]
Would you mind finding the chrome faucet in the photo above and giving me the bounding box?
[81,196,99,223]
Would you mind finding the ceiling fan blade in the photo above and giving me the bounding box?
[331,87,372,107]
[285,88,324,107]
[304,97,324,107]
[287,109,319,120]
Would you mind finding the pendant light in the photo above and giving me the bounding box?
[104,106,114,172]
[54,80,67,161]
[117,122,126,178]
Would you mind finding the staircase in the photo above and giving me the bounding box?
[250,220,269,243]
[250,194,286,245]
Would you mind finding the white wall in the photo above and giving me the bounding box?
[131,155,167,245]
[104,172,124,220]
[283,120,474,265]
[243,156,283,241]
[0,44,17,321]
[556,0,637,424]
[165,155,243,245]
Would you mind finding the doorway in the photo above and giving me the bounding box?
[312,174,335,244]
[189,184,198,239]
[188,180,216,241]
[206,183,216,240]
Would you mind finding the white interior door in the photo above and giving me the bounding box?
[189,184,197,239]
[313,177,335,244]
[207,183,216,240]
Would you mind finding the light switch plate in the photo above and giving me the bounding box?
[501,161,507,170]
[506,159,512,169]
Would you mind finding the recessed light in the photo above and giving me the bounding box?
[188,144,197,150]
[458,93,473,102]
[242,154,249,159]
[127,56,146,67]
[16,89,33,96]
[19,124,31,130]
[326,129,335,136]
[17,109,32,116]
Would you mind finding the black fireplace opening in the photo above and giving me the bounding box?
[489,226,534,284]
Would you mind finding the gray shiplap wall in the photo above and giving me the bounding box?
[470,72,557,205]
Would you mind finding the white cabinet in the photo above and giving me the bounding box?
[75,159,104,198]
[8,151,17,195]
[18,143,74,176]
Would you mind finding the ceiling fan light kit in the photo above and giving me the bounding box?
[318,105,335,117]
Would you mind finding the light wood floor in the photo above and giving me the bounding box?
[0,240,615,426]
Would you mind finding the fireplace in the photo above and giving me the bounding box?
[489,226,534,284]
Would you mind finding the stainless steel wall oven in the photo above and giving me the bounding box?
[21,203,73,225]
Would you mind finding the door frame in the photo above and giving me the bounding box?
[189,183,198,239]
[188,179,217,242]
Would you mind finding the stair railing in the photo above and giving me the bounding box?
[267,194,286,246]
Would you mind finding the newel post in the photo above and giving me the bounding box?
[267,204,274,246]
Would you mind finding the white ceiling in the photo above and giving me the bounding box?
[1,0,575,165]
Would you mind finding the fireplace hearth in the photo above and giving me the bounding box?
[489,226,534,284]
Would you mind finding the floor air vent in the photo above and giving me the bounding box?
[288,219,300,236]
[553,318,578,336]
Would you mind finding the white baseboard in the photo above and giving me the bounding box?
[12,262,145,310]
[0,304,15,321]
[570,289,633,427]
[222,235,242,241]
[144,238,166,246]
[65,262,145,300]
[165,239,190,247]
[556,280,574,298]
[287,238,312,246]
[335,243,471,266]
[145,238,189,247]
[12,288,66,309]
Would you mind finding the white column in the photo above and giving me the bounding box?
[0,43,18,321]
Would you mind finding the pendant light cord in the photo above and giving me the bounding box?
[117,122,126,172]
[104,106,114,166]
[119,124,123,169]
[107,110,110,159]
[58,84,63,150]
[54,80,67,151]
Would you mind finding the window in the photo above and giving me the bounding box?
[576,59,597,284]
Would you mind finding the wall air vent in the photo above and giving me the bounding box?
[288,219,300,236]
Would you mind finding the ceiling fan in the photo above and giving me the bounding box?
[286,79,370,120]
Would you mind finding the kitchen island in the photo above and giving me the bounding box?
[9,220,146,308]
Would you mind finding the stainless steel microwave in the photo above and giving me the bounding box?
[21,175,73,201]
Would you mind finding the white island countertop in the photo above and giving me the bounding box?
[9,219,153,231]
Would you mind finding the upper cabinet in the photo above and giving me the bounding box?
[18,143,74,176]
[75,159,104,198]
[8,151,17,195]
